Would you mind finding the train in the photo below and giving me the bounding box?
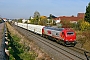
[15,22,77,46]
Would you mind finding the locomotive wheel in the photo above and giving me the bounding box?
[64,43,67,46]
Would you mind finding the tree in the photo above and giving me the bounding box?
[34,11,40,18]
[30,19,35,24]
[48,14,57,19]
[38,16,47,25]
[80,21,90,31]
[60,20,71,28]
[18,19,22,23]
[0,16,3,23]
[29,16,31,20]
[33,11,40,25]
[38,18,47,26]
[76,19,83,30]
[85,2,90,23]
[48,14,57,26]
[49,14,53,19]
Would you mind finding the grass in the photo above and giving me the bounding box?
[76,30,90,51]
[8,32,36,60]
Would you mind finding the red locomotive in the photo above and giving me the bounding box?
[42,27,77,46]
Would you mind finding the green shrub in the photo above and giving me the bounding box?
[8,33,36,60]
[80,21,90,31]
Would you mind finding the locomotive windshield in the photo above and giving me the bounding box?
[67,32,74,35]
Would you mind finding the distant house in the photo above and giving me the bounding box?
[22,19,27,23]
[30,16,34,19]
[8,19,12,22]
[55,18,61,23]
[77,13,85,18]
[40,16,47,19]
[54,13,85,23]
[3,18,7,22]
[22,19,30,23]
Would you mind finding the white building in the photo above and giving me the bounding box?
[22,19,30,23]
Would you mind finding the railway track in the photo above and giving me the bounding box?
[69,47,87,55]
[12,24,89,60]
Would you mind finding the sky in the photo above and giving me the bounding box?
[0,0,90,19]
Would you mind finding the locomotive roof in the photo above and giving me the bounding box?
[45,26,64,31]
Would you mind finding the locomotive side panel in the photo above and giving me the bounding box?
[51,30,61,39]
[43,27,63,39]
[43,28,52,36]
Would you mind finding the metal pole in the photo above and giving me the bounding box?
[84,51,89,60]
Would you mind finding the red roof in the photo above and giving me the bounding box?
[54,13,85,21]
[77,13,85,18]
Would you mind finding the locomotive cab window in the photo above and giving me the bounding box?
[67,32,74,35]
